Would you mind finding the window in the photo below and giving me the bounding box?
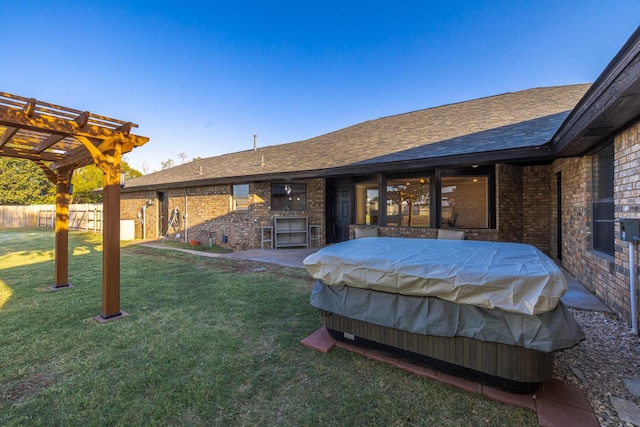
[355,181,379,225]
[440,176,489,228]
[232,184,249,211]
[592,145,614,255]
[386,177,431,227]
[352,167,494,229]
[271,183,307,211]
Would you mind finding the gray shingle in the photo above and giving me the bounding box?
[126,84,589,189]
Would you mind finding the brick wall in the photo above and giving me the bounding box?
[121,191,157,240]
[121,178,326,251]
[496,164,523,243]
[550,156,620,310]
[546,121,640,326]
[522,165,552,254]
[121,130,640,327]
[613,122,640,323]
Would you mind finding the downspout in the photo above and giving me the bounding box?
[141,198,154,240]
[142,204,147,240]
[184,191,188,243]
[630,240,638,335]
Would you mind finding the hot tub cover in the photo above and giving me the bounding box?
[310,280,584,352]
[303,237,567,315]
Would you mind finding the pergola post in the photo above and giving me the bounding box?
[53,167,73,288]
[100,161,124,319]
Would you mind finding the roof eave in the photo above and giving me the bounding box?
[552,26,640,156]
[121,145,557,192]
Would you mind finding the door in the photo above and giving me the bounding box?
[158,192,169,237]
[328,179,352,243]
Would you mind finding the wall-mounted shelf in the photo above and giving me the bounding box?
[274,217,308,249]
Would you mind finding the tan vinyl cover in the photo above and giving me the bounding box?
[303,237,567,315]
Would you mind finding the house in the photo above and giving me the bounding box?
[122,26,640,328]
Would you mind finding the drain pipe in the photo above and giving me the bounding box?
[184,191,189,243]
[142,204,147,240]
[630,240,638,335]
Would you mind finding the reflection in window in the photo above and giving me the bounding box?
[440,176,488,228]
[271,183,307,211]
[386,177,430,227]
[232,184,249,211]
[355,181,379,225]
[592,145,614,255]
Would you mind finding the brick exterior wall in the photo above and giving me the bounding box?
[496,164,523,244]
[121,191,157,240]
[522,165,553,254]
[121,125,640,329]
[549,155,627,316]
[121,179,326,251]
[544,121,640,327]
[551,157,594,280]
[613,122,640,323]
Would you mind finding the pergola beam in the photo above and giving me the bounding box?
[0,104,148,148]
[34,133,67,152]
[0,126,19,148]
[0,145,63,161]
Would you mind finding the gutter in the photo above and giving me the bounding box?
[551,26,640,153]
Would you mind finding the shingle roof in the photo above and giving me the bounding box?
[125,84,590,190]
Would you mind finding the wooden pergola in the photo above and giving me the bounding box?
[0,92,149,321]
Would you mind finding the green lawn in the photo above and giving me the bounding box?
[0,229,537,426]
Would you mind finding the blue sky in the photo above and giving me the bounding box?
[1,1,638,173]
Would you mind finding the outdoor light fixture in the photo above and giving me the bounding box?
[120,172,125,188]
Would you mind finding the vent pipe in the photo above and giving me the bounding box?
[253,134,257,151]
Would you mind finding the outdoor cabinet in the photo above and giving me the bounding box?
[274,217,308,249]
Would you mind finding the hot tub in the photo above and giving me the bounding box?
[304,237,584,392]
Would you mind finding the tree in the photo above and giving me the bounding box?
[160,154,199,171]
[70,157,142,203]
[161,159,175,170]
[0,157,55,204]
[0,156,142,205]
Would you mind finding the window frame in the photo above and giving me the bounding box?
[438,166,495,229]
[384,173,433,228]
[231,183,250,211]
[270,182,307,212]
[353,166,495,229]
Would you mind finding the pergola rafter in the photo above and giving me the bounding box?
[0,91,149,321]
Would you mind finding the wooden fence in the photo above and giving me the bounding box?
[0,204,103,233]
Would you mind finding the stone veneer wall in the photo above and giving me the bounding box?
[120,178,326,251]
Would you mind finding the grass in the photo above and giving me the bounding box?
[0,228,537,426]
